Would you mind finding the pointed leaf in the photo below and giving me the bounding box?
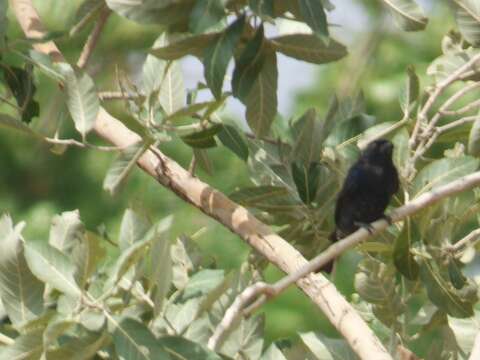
[56,63,99,137]
[381,0,428,31]
[181,124,222,148]
[245,48,278,137]
[119,208,151,251]
[271,34,347,64]
[49,210,84,253]
[112,318,170,360]
[0,215,44,327]
[298,0,328,38]
[453,0,480,47]
[291,161,321,205]
[232,25,266,103]
[24,240,81,299]
[103,142,148,195]
[411,156,479,197]
[399,65,419,114]
[393,218,420,280]
[204,15,245,99]
[217,124,249,160]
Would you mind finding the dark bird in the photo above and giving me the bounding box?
[323,139,399,272]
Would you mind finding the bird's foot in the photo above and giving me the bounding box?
[354,221,375,234]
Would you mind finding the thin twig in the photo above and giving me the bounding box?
[440,99,480,116]
[209,170,480,344]
[437,115,479,134]
[99,91,143,100]
[77,7,111,69]
[410,53,480,148]
[449,228,480,254]
[44,137,125,151]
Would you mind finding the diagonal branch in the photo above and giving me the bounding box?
[209,170,480,346]
[11,1,392,359]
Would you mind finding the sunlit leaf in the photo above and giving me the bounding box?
[103,142,148,195]
[453,0,480,47]
[468,114,480,156]
[182,269,224,300]
[411,156,479,197]
[381,0,428,31]
[0,215,44,327]
[0,328,43,359]
[399,65,419,114]
[427,48,480,84]
[260,343,287,360]
[419,260,477,318]
[24,240,81,299]
[300,332,357,360]
[49,210,84,253]
[112,318,170,360]
[119,208,151,250]
[56,63,99,138]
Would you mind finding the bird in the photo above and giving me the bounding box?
[322,139,399,272]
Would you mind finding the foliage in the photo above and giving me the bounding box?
[1,0,480,358]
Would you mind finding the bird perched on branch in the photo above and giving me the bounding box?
[323,139,399,272]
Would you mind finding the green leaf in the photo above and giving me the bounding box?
[220,315,264,359]
[419,260,476,318]
[291,161,321,205]
[103,142,148,195]
[56,63,99,138]
[43,316,76,347]
[204,15,245,99]
[24,240,81,299]
[399,65,420,114]
[164,101,217,122]
[146,216,173,315]
[245,48,278,137]
[468,114,480,156]
[49,210,84,253]
[104,235,153,292]
[381,0,428,31]
[427,48,480,84]
[292,106,335,166]
[232,25,266,103]
[106,0,194,26]
[143,34,185,115]
[392,127,409,170]
[299,332,358,360]
[217,124,249,160]
[181,124,222,148]
[112,318,170,360]
[0,328,43,360]
[150,33,217,60]
[119,208,151,251]
[0,215,44,327]
[271,34,347,64]
[411,156,480,198]
[453,0,480,47]
[260,343,287,360]
[158,336,223,360]
[189,0,225,34]
[193,148,214,174]
[393,218,420,280]
[298,0,328,38]
[229,185,302,214]
[45,332,107,360]
[182,269,224,300]
[448,257,467,289]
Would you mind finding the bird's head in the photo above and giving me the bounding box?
[362,139,394,164]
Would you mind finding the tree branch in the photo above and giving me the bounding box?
[209,170,480,344]
[11,2,392,358]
